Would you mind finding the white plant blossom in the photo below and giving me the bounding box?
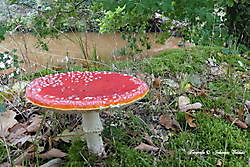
[8,73,14,78]
[1,51,22,78]
[213,7,226,22]
[16,68,20,74]
[200,22,207,28]
[195,16,200,21]
[3,54,9,59]
[6,59,13,65]
[0,62,6,69]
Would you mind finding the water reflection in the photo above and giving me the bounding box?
[0,32,183,71]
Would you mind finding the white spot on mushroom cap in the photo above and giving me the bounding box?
[83,97,94,100]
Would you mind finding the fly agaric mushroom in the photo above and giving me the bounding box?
[25,71,149,155]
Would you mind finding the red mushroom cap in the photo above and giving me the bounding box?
[25,71,149,110]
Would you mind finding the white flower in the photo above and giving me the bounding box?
[3,54,9,59]
[9,56,13,61]
[214,8,219,13]
[0,62,5,69]
[217,11,226,17]
[200,22,207,28]
[6,59,12,65]
[8,73,14,78]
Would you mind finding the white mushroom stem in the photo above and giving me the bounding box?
[82,111,104,155]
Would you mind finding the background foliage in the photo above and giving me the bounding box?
[0,0,249,55]
[97,0,249,52]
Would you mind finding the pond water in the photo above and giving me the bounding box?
[0,32,183,72]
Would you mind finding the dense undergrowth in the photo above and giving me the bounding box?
[0,46,249,166]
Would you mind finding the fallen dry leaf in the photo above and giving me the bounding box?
[143,133,154,146]
[14,145,36,165]
[236,109,245,121]
[159,114,181,131]
[159,115,172,129]
[195,92,208,97]
[178,96,190,108]
[206,109,248,129]
[245,100,250,109]
[185,114,198,127]
[180,103,202,112]
[171,119,182,132]
[39,148,67,159]
[225,115,234,122]
[225,115,248,129]
[80,61,90,68]
[166,150,175,158]
[0,110,18,137]
[52,66,64,71]
[7,124,27,144]
[210,108,225,117]
[216,158,223,166]
[0,162,11,167]
[153,78,161,88]
[245,114,250,126]
[234,120,248,129]
[15,153,36,165]
[7,115,43,145]
[135,143,159,152]
[40,158,65,167]
[12,135,32,146]
[26,115,42,133]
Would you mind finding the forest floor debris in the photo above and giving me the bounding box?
[0,46,249,166]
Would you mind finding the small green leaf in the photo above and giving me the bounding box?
[0,104,7,113]
[227,0,234,7]
[187,74,202,87]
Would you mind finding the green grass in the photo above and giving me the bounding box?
[105,142,155,167]
[0,143,6,163]
[63,112,249,167]
[167,112,250,167]
[61,46,249,166]
[2,46,249,166]
[189,77,249,113]
[116,46,249,75]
